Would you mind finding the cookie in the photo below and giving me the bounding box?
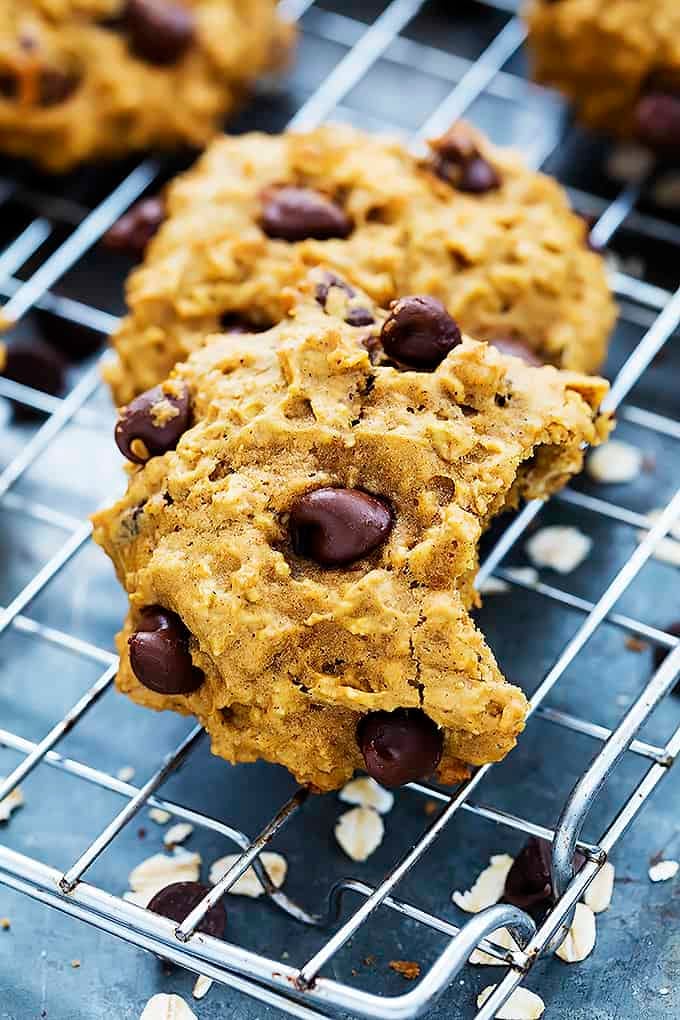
[104,121,616,406]
[0,1,292,171]
[525,0,680,151]
[93,274,611,791]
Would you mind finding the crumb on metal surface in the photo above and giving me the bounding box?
[389,960,421,980]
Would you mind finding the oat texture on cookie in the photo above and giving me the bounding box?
[525,0,680,150]
[0,1,292,171]
[105,121,616,405]
[94,275,611,790]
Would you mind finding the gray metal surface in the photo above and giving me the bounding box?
[1,1,680,1018]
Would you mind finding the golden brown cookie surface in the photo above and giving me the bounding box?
[0,1,291,170]
[93,275,611,791]
[525,0,680,147]
[105,122,616,406]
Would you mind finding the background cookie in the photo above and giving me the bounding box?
[0,0,292,171]
[105,121,616,405]
[94,276,611,791]
[525,0,680,151]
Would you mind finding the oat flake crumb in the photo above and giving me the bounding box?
[587,440,642,484]
[335,806,384,862]
[478,576,510,595]
[477,984,545,1019]
[0,783,24,822]
[470,926,521,966]
[649,859,679,883]
[584,862,615,913]
[389,960,421,980]
[117,765,136,783]
[140,993,197,1020]
[71,959,81,969]
[526,525,592,574]
[148,808,172,825]
[452,854,514,914]
[555,902,596,963]
[339,776,394,814]
[209,851,287,897]
[163,823,194,848]
[192,975,213,1000]
[126,849,201,906]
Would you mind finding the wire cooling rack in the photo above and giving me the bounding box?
[1,1,680,1018]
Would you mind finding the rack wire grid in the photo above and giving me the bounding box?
[1,1,680,1018]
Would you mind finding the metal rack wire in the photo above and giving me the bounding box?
[1,1,679,1017]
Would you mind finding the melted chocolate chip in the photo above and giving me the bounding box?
[103,197,164,258]
[488,336,544,367]
[357,709,443,787]
[634,92,680,152]
[458,155,501,194]
[39,69,80,107]
[260,187,353,242]
[115,382,191,464]
[653,622,680,690]
[147,882,226,938]
[129,606,204,695]
[2,338,66,412]
[430,125,501,194]
[503,837,585,920]
[314,272,374,327]
[380,296,461,370]
[124,0,195,65]
[289,487,393,567]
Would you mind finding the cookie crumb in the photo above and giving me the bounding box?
[71,959,81,969]
[625,636,648,653]
[424,800,439,816]
[364,955,376,967]
[0,917,10,930]
[389,960,421,980]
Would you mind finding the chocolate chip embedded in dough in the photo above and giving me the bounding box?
[124,0,195,66]
[129,606,204,695]
[260,187,353,242]
[357,709,443,787]
[289,487,393,567]
[380,296,461,370]
[115,381,191,464]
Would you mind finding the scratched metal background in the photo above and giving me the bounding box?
[1,1,680,1018]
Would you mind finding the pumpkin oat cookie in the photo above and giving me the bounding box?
[93,274,611,791]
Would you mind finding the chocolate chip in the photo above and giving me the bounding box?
[219,312,269,334]
[289,487,393,567]
[314,272,374,327]
[34,310,103,363]
[38,69,80,107]
[147,882,226,938]
[357,709,443,787]
[129,606,204,695]
[103,197,164,258]
[458,155,501,194]
[634,93,680,152]
[115,381,191,464]
[260,187,353,242]
[2,338,66,414]
[345,307,375,327]
[429,124,501,194]
[503,837,585,920]
[487,336,544,367]
[124,0,195,66]
[653,622,680,690]
[380,296,461,370]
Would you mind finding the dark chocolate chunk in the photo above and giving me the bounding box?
[129,606,204,695]
[289,487,393,567]
[634,93,680,152]
[429,124,501,193]
[260,187,353,242]
[147,881,226,938]
[458,155,501,194]
[103,197,164,258]
[380,296,461,370]
[115,381,191,464]
[314,271,374,326]
[2,338,67,414]
[124,0,195,66]
[357,709,443,787]
[503,837,585,920]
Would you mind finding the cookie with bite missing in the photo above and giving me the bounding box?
[93,273,612,791]
[104,121,616,406]
[0,1,292,171]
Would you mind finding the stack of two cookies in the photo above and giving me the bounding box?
[94,122,616,792]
